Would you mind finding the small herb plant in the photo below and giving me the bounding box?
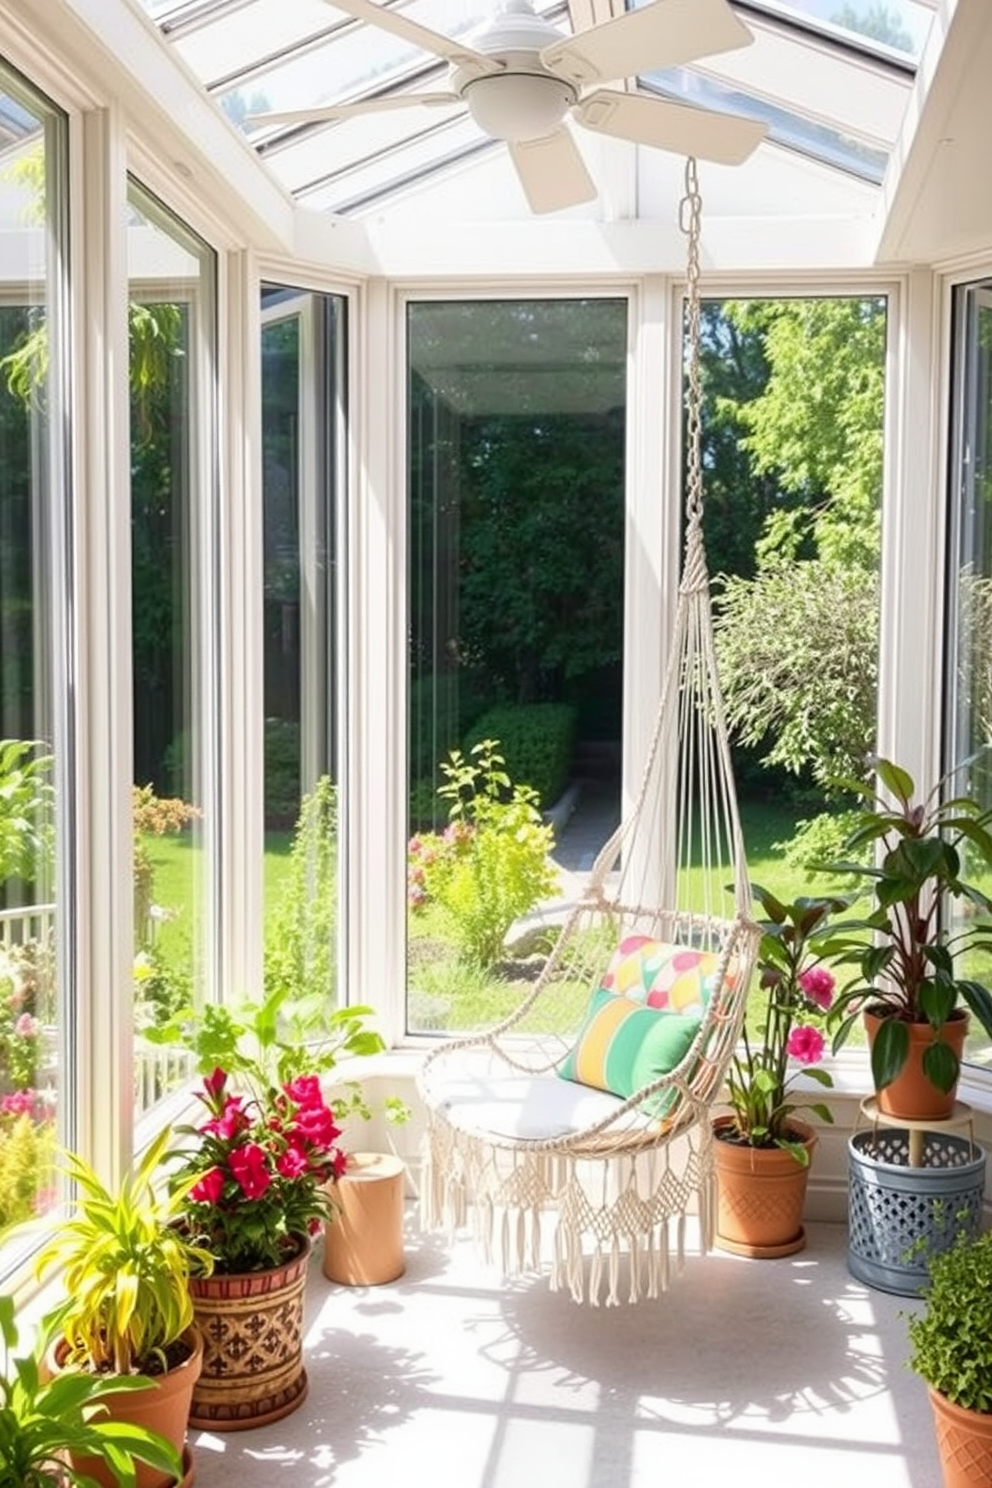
[408,738,557,969]
[0,1295,183,1488]
[906,1231,992,1413]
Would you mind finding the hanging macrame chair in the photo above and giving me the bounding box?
[417,159,761,1305]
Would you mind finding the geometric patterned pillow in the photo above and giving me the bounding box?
[599,934,723,1018]
[557,987,702,1107]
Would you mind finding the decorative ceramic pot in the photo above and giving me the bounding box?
[864,1009,968,1121]
[927,1386,992,1488]
[188,1237,310,1431]
[56,1327,202,1488]
[712,1116,815,1258]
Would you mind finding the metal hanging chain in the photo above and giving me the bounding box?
[680,156,704,536]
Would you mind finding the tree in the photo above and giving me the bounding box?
[712,297,887,820]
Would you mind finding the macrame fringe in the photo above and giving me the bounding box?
[420,1116,704,1305]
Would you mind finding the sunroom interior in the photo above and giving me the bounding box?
[1,0,992,1481]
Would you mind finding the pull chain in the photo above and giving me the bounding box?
[680,157,704,535]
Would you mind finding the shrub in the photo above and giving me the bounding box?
[408,739,557,969]
[462,703,577,810]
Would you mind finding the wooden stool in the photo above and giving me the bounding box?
[322,1151,406,1286]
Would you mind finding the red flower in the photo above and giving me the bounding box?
[276,1143,310,1179]
[204,1067,227,1102]
[204,1095,250,1141]
[282,1074,323,1110]
[229,1142,272,1199]
[190,1166,225,1204]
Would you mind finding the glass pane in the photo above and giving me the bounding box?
[129,184,216,1111]
[740,0,934,62]
[406,297,627,1035]
[946,281,992,1071]
[260,286,346,1019]
[641,70,888,183]
[0,67,66,1257]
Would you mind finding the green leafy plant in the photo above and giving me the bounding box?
[146,986,388,1270]
[264,775,337,1005]
[0,740,54,886]
[823,756,992,1098]
[408,739,557,969]
[906,1230,992,1413]
[34,1128,214,1375]
[0,1108,55,1230]
[0,1294,183,1488]
[720,883,842,1162]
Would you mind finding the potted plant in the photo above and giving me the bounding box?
[154,987,383,1430]
[713,883,841,1257]
[823,755,992,1118]
[0,1293,184,1488]
[906,1230,992,1487]
[32,1128,214,1488]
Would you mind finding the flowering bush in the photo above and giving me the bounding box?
[408,739,556,968]
[172,1066,347,1273]
[722,884,846,1163]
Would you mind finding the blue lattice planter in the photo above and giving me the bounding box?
[847,1127,987,1297]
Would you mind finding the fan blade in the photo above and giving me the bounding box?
[508,129,597,214]
[575,90,766,166]
[324,0,501,80]
[542,0,753,87]
[248,93,460,128]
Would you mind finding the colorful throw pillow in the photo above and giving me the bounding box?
[558,988,702,1105]
[600,934,723,1017]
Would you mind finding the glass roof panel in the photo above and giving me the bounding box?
[642,68,886,181]
[738,0,934,63]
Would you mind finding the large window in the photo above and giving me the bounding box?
[260,285,346,1016]
[0,65,68,1247]
[405,297,627,1035]
[946,279,992,1070]
[128,184,217,1107]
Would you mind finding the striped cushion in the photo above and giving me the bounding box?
[558,988,701,1107]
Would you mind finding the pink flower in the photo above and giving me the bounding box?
[798,965,835,1010]
[190,1166,225,1203]
[282,1074,323,1111]
[204,1067,227,1102]
[229,1142,272,1199]
[13,1013,38,1039]
[787,1025,826,1065]
[1,1089,36,1117]
[204,1095,250,1141]
[276,1143,310,1179]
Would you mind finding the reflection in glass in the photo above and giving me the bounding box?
[0,67,66,1249]
[260,286,345,1017]
[128,183,215,1110]
[947,281,992,1069]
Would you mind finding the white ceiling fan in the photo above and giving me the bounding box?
[251,0,768,214]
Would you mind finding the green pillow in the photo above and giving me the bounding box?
[558,988,701,1108]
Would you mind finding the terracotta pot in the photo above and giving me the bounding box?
[187,1236,310,1431]
[322,1151,406,1287]
[927,1386,992,1487]
[865,1010,968,1121]
[57,1328,202,1488]
[712,1116,815,1258]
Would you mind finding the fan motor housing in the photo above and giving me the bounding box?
[456,64,578,142]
